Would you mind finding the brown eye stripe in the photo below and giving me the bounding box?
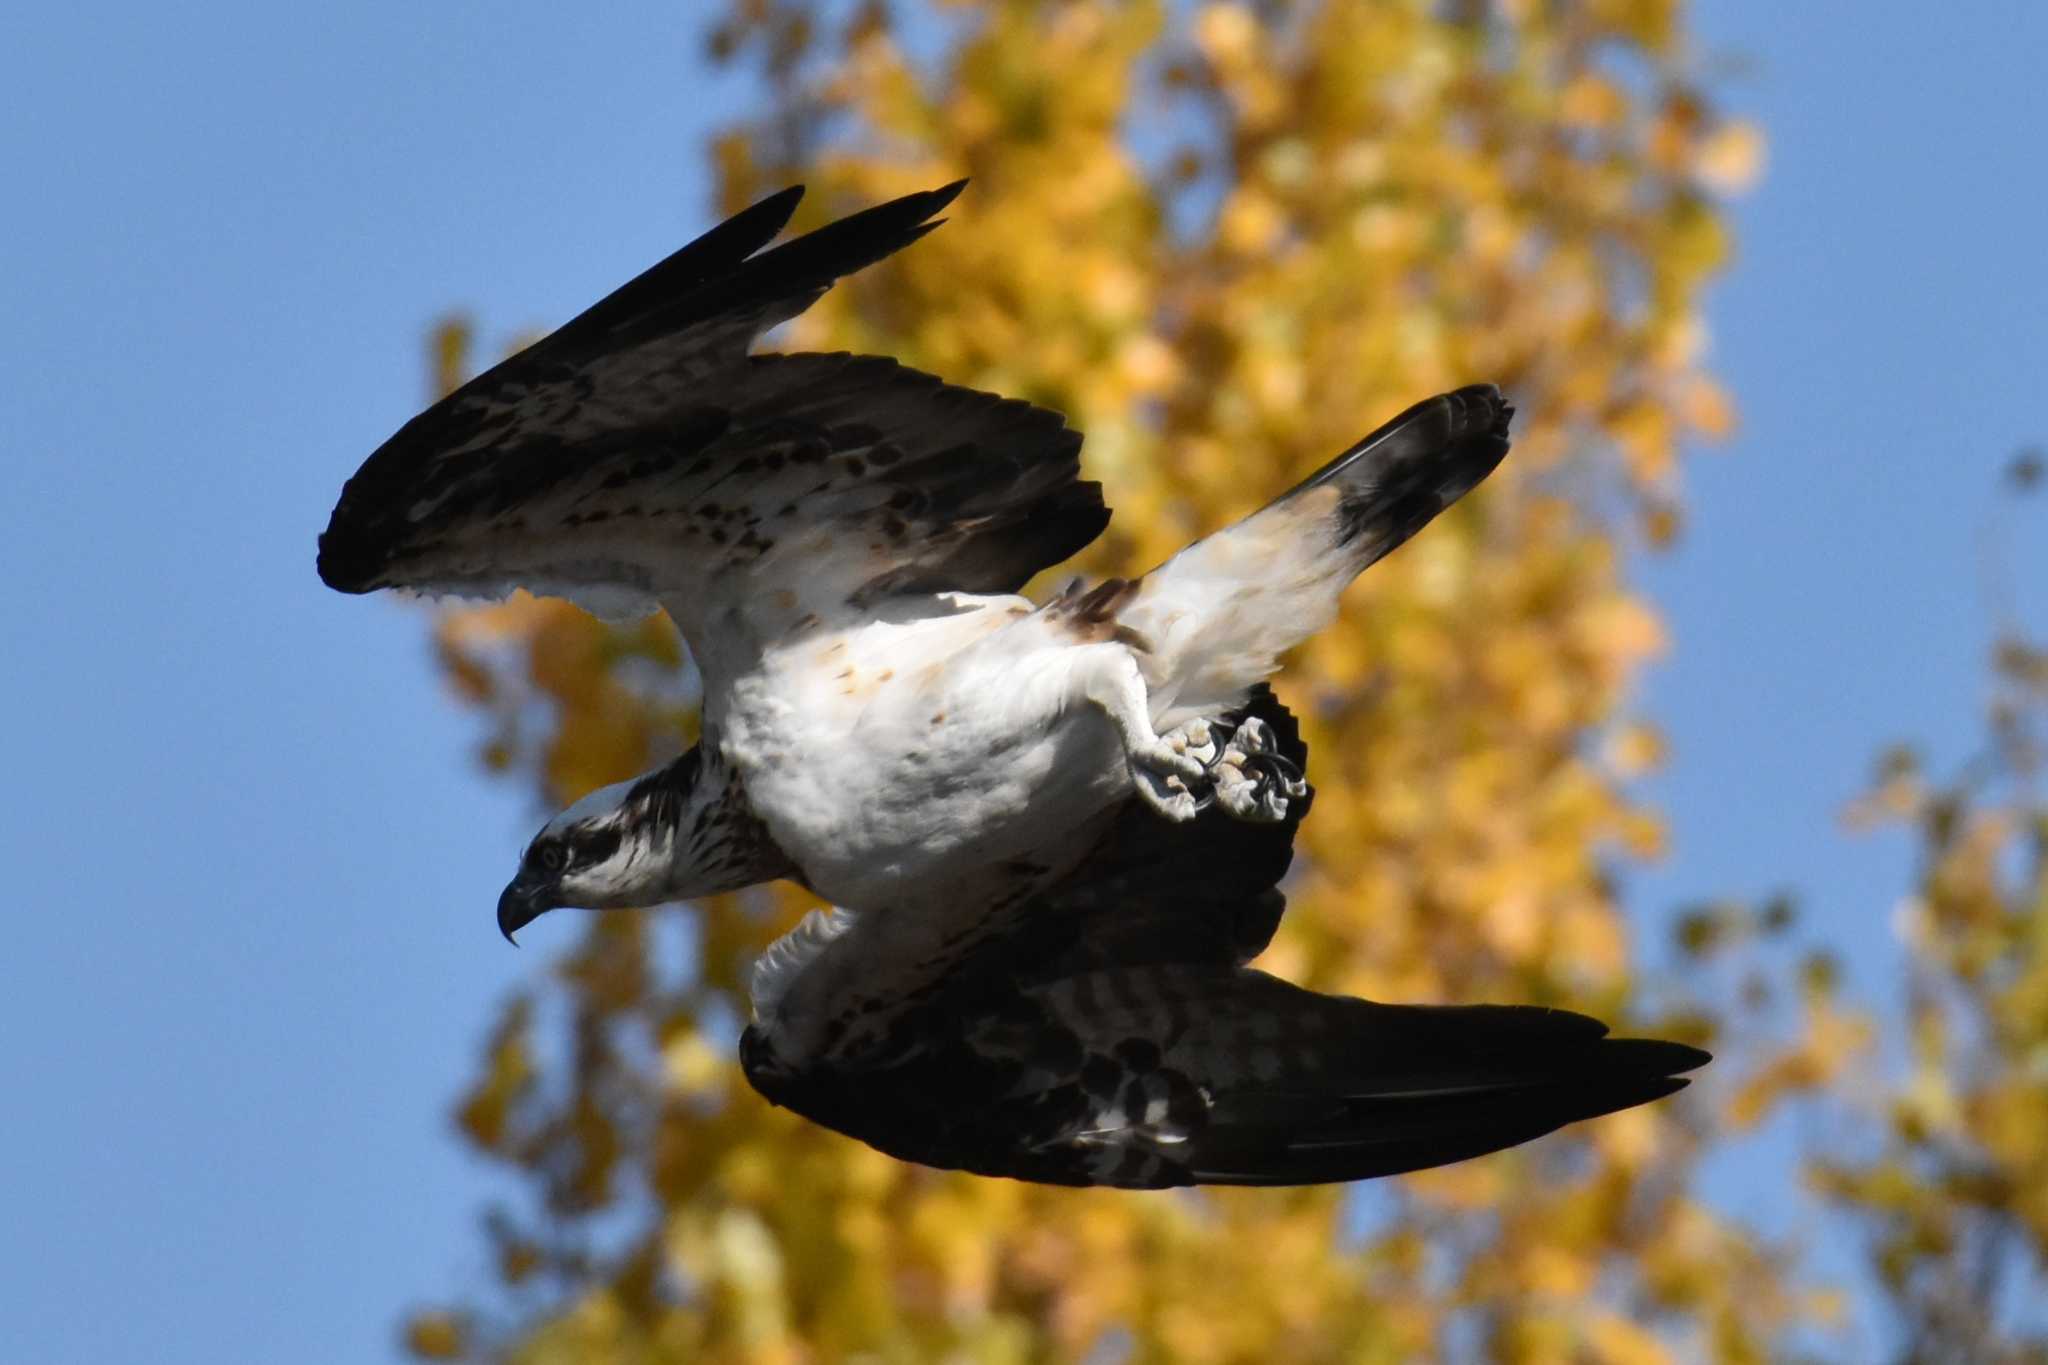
[568,829,623,865]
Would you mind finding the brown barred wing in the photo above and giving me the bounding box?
[317,183,1106,663]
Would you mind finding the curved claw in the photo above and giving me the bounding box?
[1133,772,1203,822]
[1239,749,1308,797]
[1130,743,1205,822]
[1134,714,1307,826]
[1196,719,1308,824]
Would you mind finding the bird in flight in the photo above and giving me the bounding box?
[320,182,1706,1187]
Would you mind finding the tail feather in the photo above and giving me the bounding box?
[1122,384,1513,725]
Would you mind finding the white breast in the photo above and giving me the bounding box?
[713,592,1129,909]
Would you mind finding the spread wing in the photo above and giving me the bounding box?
[741,689,1709,1188]
[318,182,1107,667]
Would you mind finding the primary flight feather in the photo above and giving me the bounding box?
[320,182,1705,1186]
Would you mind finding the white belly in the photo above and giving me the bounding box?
[712,595,1130,908]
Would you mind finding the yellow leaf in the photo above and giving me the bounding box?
[1697,120,1767,195]
[1586,1312,1678,1365]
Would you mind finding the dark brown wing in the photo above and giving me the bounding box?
[317,183,1106,656]
[741,689,1708,1188]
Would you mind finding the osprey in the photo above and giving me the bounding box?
[320,182,1707,1187]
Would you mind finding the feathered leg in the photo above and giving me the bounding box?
[1074,646,1209,821]
[1074,647,1309,823]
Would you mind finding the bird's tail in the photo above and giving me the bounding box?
[1119,385,1511,727]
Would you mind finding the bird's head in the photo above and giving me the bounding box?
[497,750,713,941]
[497,778,654,940]
[497,746,791,942]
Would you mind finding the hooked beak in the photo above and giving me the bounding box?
[496,875,555,945]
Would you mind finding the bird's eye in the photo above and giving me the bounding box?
[536,844,568,873]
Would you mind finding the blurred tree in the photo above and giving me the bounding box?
[396,2,1840,1361]
[1813,458,2048,1365]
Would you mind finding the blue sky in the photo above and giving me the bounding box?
[2,3,2041,1361]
